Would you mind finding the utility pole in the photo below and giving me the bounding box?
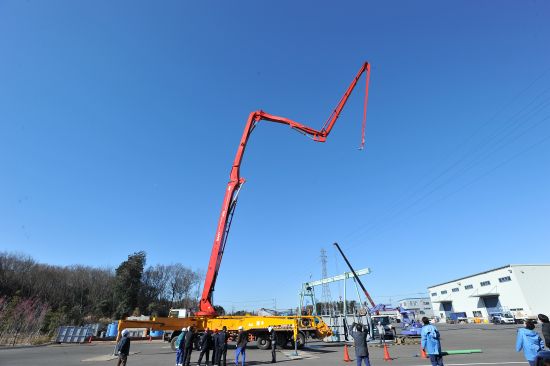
[320,249,332,315]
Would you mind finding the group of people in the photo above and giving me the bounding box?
[115,325,278,366]
[115,313,550,366]
[345,313,550,366]
[175,324,276,366]
[175,325,230,366]
[348,317,444,366]
[515,314,550,366]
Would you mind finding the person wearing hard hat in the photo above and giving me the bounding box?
[235,326,248,366]
[116,329,131,366]
[175,327,187,366]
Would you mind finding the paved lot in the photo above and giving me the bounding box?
[0,324,536,366]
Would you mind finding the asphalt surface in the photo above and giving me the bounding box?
[0,324,537,366]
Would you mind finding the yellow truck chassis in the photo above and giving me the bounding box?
[117,315,332,350]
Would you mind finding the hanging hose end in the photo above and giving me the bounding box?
[358,137,365,150]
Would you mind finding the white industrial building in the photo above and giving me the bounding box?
[398,297,434,320]
[427,264,550,322]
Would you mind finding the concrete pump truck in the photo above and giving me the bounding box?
[117,61,372,351]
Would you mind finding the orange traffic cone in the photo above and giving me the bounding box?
[343,344,352,362]
[383,343,391,361]
[420,347,428,359]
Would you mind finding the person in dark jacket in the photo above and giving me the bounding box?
[215,326,228,366]
[350,322,371,366]
[536,350,550,366]
[211,329,219,365]
[116,329,131,366]
[516,320,545,366]
[198,328,213,366]
[268,326,277,363]
[183,326,196,366]
[539,314,550,348]
[235,326,248,366]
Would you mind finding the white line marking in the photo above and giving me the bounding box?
[407,362,527,366]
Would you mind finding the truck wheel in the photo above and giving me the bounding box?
[170,337,177,352]
[287,332,306,349]
[257,336,271,350]
[296,332,306,349]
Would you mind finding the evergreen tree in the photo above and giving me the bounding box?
[113,251,146,319]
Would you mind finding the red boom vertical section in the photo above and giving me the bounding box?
[197,62,371,316]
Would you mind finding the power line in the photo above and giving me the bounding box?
[342,72,550,247]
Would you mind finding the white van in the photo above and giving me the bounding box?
[490,312,515,324]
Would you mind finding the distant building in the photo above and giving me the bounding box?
[427,264,550,322]
[398,297,434,320]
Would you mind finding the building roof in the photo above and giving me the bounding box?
[397,297,430,302]
[427,264,550,289]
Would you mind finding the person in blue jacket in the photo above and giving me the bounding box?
[116,329,131,366]
[421,317,444,366]
[175,327,188,366]
[516,320,545,366]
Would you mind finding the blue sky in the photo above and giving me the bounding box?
[1,1,549,312]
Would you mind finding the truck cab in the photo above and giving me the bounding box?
[371,315,396,339]
[164,309,190,343]
[169,309,188,318]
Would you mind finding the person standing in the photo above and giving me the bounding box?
[516,320,545,366]
[539,314,550,348]
[350,322,371,366]
[268,326,277,363]
[215,326,228,366]
[421,317,444,366]
[116,329,131,366]
[376,321,385,344]
[198,328,213,366]
[211,329,219,365]
[235,326,248,366]
[175,328,188,366]
[183,326,196,366]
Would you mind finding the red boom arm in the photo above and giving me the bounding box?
[197,62,371,315]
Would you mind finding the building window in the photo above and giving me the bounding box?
[499,276,511,283]
[473,311,482,317]
[441,290,447,295]
[452,288,459,292]
[464,284,473,290]
[420,311,425,314]
[423,302,430,305]
[480,281,490,287]
[511,308,524,311]
[431,292,437,297]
